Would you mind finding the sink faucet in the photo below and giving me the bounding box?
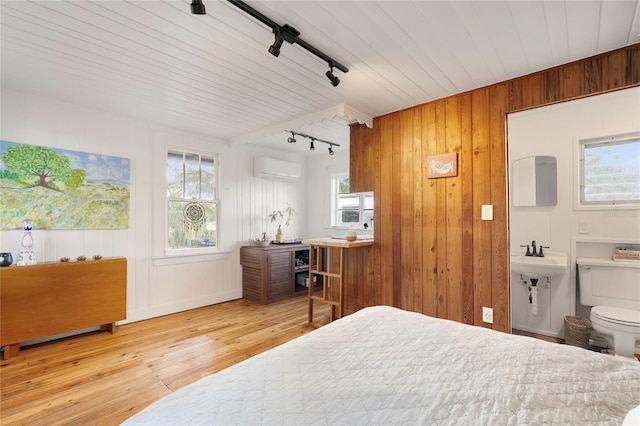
[530,241,537,257]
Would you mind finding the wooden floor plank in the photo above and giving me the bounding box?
[0,295,326,425]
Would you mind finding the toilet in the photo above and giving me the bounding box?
[577,257,640,357]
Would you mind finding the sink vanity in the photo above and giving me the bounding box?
[510,250,568,280]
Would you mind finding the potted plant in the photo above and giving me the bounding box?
[269,204,296,243]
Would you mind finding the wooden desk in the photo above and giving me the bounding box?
[302,238,373,327]
[0,257,127,359]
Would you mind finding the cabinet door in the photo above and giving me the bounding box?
[267,251,292,302]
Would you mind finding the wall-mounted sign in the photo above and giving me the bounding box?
[427,153,458,178]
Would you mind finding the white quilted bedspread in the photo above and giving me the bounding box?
[124,306,640,425]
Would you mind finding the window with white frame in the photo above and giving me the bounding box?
[579,132,640,208]
[332,174,374,229]
[166,150,219,251]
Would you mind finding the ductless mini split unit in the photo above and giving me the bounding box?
[253,157,301,181]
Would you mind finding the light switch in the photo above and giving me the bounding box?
[481,205,493,221]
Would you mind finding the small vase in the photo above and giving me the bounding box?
[275,225,284,243]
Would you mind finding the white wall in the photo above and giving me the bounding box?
[0,88,317,327]
[507,87,640,337]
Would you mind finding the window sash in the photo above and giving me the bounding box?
[580,134,640,206]
[167,150,219,252]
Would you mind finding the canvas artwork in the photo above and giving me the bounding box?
[426,153,458,178]
[0,141,130,230]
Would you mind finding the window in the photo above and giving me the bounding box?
[579,132,640,208]
[167,150,218,251]
[332,174,374,229]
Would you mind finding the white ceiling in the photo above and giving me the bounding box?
[2,0,639,156]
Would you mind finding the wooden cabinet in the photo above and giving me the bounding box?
[240,245,310,304]
[0,257,127,359]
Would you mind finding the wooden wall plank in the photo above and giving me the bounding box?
[459,92,474,325]
[399,109,415,311]
[489,82,510,332]
[377,115,395,307]
[434,100,448,318]
[444,97,463,323]
[421,103,439,317]
[470,88,493,328]
[412,108,424,312]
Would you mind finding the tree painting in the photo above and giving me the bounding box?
[0,141,130,230]
[2,144,86,191]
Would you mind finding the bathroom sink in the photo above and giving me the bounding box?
[510,251,568,279]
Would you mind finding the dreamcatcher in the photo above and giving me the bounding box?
[183,202,206,234]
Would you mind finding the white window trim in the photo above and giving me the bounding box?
[573,131,640,211]
[165,146,221,255]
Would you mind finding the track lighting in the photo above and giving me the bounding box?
[197,1,348,85]
[190,0,206,15]
[325,63,340,87]
[285,130,339,155]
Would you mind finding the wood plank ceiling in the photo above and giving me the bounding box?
[1,0,639,155]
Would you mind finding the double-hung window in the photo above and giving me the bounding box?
[578,132,640,209]
[332,174,374,229]
[166,150,219,252]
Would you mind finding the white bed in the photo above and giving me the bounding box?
[124,306,640,425]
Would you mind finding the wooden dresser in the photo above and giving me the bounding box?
[0,257,127,359]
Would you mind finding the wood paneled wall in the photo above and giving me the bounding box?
[349,44,639,332]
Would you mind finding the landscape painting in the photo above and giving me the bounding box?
[0,141,130,230]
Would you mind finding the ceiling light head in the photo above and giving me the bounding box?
[326,63,340,87]
[287,131,297,143]
[190,0,206,15]
[328,146,334,155]
[309,139,315,151]
[269,32,285,57]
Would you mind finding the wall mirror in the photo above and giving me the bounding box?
[511,156,557,207]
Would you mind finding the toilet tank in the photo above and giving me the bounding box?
[577,257,640,310]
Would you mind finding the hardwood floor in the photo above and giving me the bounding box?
[0,295,328,425]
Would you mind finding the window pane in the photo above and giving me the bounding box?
[168,201,217,249]
[583,138,640,204]
[337,194,359,209]
[200,156,215,200]
[338,177,350,194]
[363,209,374,229]
[184,153,201,199]
[167,151,184,198]
[339,210,360,224]
[362,193,374,209]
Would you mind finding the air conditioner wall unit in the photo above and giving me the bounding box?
[253,157,301,181]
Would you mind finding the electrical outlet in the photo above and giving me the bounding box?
[578,220,590,234]
[482,307,494,324]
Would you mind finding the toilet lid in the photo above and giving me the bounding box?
[592,306,640,326]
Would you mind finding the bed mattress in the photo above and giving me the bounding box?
[124,306,640,425]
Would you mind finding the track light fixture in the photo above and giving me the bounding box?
[285,131,340,155]
[268,31,284,57]
[325,63,340,87]
[190,0,206,15]
[192,1,348,86]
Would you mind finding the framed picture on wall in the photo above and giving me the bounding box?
[426,153,458,178]
[0,141,130,230]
